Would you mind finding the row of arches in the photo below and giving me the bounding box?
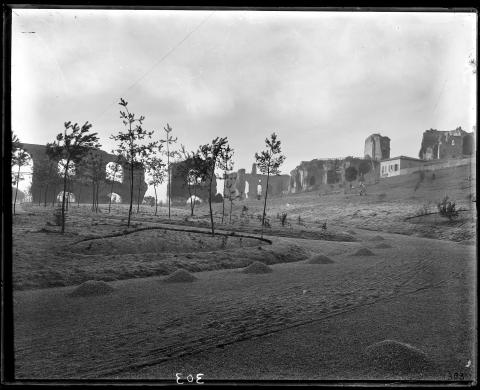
[55,191,123,203]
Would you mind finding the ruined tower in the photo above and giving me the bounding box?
[364,134,390,161]
[418,127,474,160]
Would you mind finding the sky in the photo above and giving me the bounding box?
[11,9,477,200]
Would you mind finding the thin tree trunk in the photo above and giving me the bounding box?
[44,184,49,207]
[229,199,233,223]
[108,170,116,213]
[209,174,215,236]
[13,165,20,215]
[260,167,270,239]
[136,178,141,213]
[92,179,96,211]
[66,178,71,212]
[61,161,69,234]
[167,146,171,219]
[127,162,134,227]
[52,185,56,207]
[221,171,226,224]
[154,185,158,216]
[77,186,81,207]
[96,182,100,212]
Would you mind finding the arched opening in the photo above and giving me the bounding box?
[107,192,122,204]
[309,176,316,186]
[106,162,123,183]
[256,180,262,200]
[244,181,249,199]
[58,159,76,177]
[186,195,202,205]
[56,191,76,203]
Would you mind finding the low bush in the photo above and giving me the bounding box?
[437,195,459,220]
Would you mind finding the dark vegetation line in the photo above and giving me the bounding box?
[404,208,471,221]
[72,225,273,245]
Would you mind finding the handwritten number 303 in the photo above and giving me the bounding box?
[176,373,204,384]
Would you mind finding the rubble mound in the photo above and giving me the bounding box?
[242,261,273,274]
[68,280,115,297]
[307,254,335,264]
[369,235,385,241]
[164,269,197,283]
[364,340,432,373]
[352,248,375,256]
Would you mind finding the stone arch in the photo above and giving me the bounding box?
[106,161,123,183]
[56,191,76,203]
[107,192,122,203]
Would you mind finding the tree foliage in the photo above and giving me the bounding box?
[254,132,285,237]
[11,132,32,215]
[345,166,358,182]
[145,148,166,216]
[46,122,100,232]
[160,123,179,220]
[110,98,157,227]
[197,137,230,236]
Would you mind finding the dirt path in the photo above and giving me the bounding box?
[13,231,475,379]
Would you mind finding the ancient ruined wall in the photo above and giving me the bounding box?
[289,157,380,193]
[419,128,474,160]
[364,134,390,161]
[169,160,216,202]
[21,143,147,205]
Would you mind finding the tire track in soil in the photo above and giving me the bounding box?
[14,239,464,378]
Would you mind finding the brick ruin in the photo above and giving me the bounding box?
[289,157,379,193]
[364,133,391,161]
[170,161,290,202]
[21,143,147,205]
[418,127,474,160]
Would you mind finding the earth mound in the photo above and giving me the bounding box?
[242,261,273,274]
[164,269,197,283]
[68,280,115,297]
[369,235,385,241]
[375,242,392,249]
[364,340,432,373]
[307,255,335,264]
[346,229,357,235]
[352,248,375,256]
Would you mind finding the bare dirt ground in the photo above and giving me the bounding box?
[11,164,477,381]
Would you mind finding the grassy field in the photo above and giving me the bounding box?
[11,162,477,381]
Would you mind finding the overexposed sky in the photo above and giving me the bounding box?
[11,9,477,199]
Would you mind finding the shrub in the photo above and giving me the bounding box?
[437,195,459,220]
[280,212,288,226]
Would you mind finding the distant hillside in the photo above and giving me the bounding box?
[365,162,475,205]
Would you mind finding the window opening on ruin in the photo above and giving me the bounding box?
[106,162,123,183]
[56,191,76,203]
[245,181,249,198]
[395,164,398,171]
[107,192,122,203]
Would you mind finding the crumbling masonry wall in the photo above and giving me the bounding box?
[418,127,474,160]
[21,143,147,205]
